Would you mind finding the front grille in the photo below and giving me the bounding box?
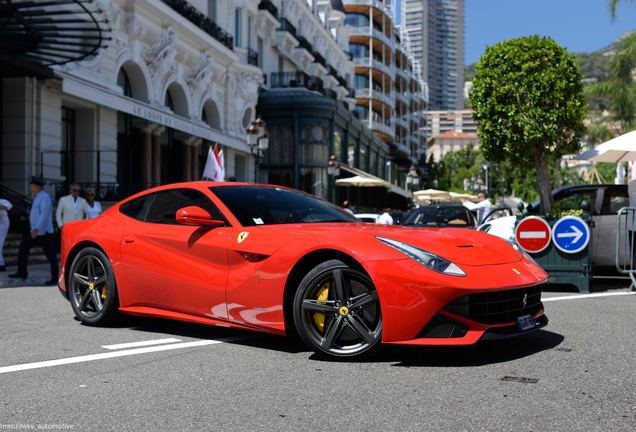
[443,285,543,324]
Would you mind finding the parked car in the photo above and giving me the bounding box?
[354,213,380,223]
[403,205,478,228]
[479,184,629,273]
[58,182,548,361]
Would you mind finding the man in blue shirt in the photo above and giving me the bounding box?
[9,176,59,285]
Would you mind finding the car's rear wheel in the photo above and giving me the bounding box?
[68,247,119,326]
[293,259,382,361]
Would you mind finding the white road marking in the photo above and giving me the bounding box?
[102,338,182,350]
[543,291,636,302]
[0,339,224,374]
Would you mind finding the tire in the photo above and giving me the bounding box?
[68,247,119,326]
[293,259,383,361]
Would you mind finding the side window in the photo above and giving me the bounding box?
[601,188,629,215]
[120,194,155,221]
[554,191,597,214]
[145,189,226,225]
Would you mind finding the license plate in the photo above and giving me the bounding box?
[516,314,536,331]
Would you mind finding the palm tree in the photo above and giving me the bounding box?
[608,0,636,18]
[586,32,636,133]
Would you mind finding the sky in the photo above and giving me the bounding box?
[465,0,636,66]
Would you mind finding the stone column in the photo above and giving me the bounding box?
[191,141,201,181]
[151,126,165,187]
[131,120,159,188]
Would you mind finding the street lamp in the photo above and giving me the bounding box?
[405,164,420,202]
[327,155,340,203]
[246,116,269,182]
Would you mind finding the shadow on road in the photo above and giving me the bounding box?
[98,314,564,366]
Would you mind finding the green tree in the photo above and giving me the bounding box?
[586,32,636,132]
[470,36,588,213]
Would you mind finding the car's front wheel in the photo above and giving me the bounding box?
[293,259,383,361]
[68,247,119,326]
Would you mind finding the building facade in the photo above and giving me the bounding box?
[2,0,425,209]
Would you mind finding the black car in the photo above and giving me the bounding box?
[403,205,478,228]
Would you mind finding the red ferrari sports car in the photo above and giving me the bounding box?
[58,182,548,360]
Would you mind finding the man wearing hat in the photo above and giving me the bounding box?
[9,176,59,285]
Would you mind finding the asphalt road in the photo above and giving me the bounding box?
[1,281,635,431]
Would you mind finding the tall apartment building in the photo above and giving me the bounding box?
[342,0,428,173]
[404,0,464,111]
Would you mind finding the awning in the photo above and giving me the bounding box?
[336,165,410,199]
[0,0,110,68]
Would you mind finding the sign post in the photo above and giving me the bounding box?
[552,216,590,254]
[515,216,552,253]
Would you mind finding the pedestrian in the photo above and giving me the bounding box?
[9,176,59,285]
[461,191,492,224]
[84,187,102,219]
[0,197,13,271]
[342,200,354,214]
[377,207,394,225]
[56,182,87,229]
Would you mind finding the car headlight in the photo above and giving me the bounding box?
[377,237,466,276]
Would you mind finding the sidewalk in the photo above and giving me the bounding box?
[0,263,57,288]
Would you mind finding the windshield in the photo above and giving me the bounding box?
[403,206,474,227]
[210,185,360,226]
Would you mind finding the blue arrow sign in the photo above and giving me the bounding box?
[552,216,590,254]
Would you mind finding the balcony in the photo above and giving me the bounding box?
[258,0,278,19]
[312,51,327,67]
[297,36,313,53]
[246,48,258,66]
[269,72,325,94]
[161,0,233,50]
[277,18,297,39]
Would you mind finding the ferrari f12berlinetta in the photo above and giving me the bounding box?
[58,182,548,360]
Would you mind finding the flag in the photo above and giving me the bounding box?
[202,144,225,181]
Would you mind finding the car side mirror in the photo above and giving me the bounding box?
[176,206,225,227]
[580,201,590,213]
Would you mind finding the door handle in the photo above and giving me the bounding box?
[124,235,135,243]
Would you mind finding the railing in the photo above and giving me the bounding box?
[0,182,33,222]
[323,88,337,100]
[277,18,297,39]
[327,65,338,77]
[617,207,636,291]
[312,51,326,67]
[161,0,233,50]
[246,47,258,66]
[269,72,325,94]
[297,36,313,53]
[337,76,348,88]
[258,0,278,19]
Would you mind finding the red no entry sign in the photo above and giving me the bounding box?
[515,217,552,253]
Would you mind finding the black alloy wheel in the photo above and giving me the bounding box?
[294,259,383,361]
[68,247,118,325]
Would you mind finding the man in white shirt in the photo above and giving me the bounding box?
[461,191,492,224]
[377,208,394,225]
[56,183,87,229]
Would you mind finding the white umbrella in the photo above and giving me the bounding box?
[413,189,452,202]
[576,130,636,162]
[449,192,478,202]
[336,175,391,188]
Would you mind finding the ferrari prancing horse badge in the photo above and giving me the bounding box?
[238,232,249,244]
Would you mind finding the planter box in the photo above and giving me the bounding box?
[518,215,592,293]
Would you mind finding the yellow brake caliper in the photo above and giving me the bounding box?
[313,281,330,333]
[101,284,107,300]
